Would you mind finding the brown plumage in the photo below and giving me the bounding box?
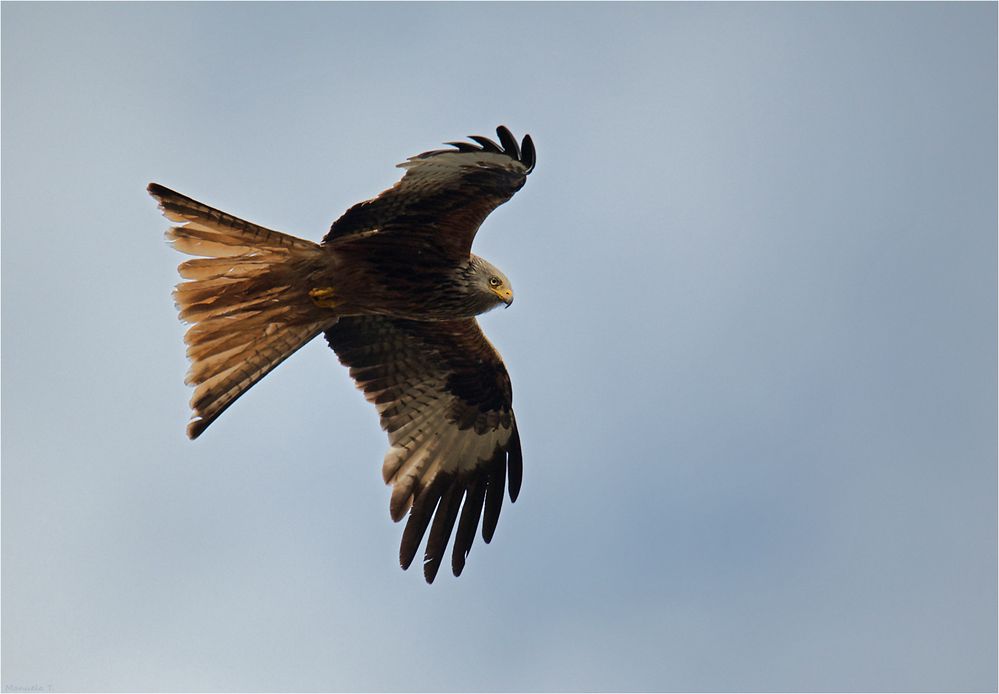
[150,126,535,582]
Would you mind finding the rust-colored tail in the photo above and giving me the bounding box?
[149,183,333,438]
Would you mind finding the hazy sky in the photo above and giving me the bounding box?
[2,2,996,692]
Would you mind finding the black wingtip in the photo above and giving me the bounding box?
[507,427,523,503]
[469,134,503,153]
[496,126,520,160]
[481,448,507,544]
[147,181,171,200]
[520,134,536,174]
[399,475,449,572]
[450,478,486,578]
[445,141,481,153]
[444,127,535,174]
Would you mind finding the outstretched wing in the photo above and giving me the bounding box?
[325,316,523,583]
[323,125,536,259]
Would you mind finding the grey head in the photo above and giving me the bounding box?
[465,254,514,314]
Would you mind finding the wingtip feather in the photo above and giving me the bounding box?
[521,134,536,174]
[441,127,535,173]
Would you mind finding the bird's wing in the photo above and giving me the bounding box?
[324,316,522,583]
[323,126,535,259]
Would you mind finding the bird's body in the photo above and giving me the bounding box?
[313,242,509,320]
[150,126,535,583]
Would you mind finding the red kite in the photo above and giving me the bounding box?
[149,126,535,583]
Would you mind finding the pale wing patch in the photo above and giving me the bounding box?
[383,402,514,522]
[396,150,529,187]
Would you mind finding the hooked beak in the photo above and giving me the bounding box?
[494,288,514,307]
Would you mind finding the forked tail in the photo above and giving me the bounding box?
[149,183,334,438]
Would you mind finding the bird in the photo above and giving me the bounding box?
[149,126,535,583]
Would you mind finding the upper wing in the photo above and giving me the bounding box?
[323,126,536,259]
[325,316,522,583]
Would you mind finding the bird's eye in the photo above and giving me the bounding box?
[489,276,501,288]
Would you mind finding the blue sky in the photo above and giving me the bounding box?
[2,2,996,692]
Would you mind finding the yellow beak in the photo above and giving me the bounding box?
[493,288,514,306]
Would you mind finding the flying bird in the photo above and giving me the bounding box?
[149,126,535,583]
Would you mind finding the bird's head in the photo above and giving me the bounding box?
[468,255,514,312]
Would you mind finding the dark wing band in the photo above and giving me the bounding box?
[325,316,523,583]
[323,126,536,259]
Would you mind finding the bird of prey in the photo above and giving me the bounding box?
[149,126,535,583]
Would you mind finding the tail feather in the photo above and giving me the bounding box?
[186,331,251,362]
[178,257,278,280]
[186,320,327,438]
[150,182,335,439]
[177,284,291,323]
[151,182,316,252]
